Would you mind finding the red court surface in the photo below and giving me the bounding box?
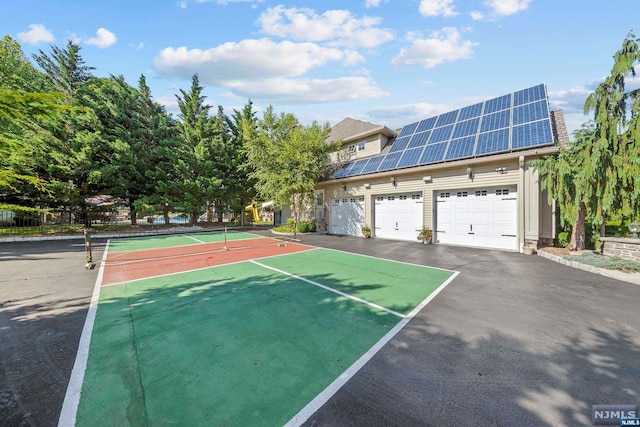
[102,237,313,286]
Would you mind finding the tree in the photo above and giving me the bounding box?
[531,32,640,249]
[175,75,223,224]
[0,35,50,91]
[33,40,95,103]
[583,31,640,235]
[243,106,339,233]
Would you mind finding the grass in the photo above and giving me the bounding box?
[564,252,640,272]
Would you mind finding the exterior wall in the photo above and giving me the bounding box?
[319,160,523,245]
[330,134,388,163]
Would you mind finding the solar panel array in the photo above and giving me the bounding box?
[333,84,554,179]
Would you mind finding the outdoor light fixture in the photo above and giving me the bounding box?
[422,176,432,183]
[495,167,508,174]
[390,176,397,187]
[342,184,347,191]
[466,166,473,179]
[629,221,639,239]
[364,183,371,189]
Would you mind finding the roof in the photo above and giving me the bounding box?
[328,118,396,143]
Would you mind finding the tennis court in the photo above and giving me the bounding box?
[61,230,458,426]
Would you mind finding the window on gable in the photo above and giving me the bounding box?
[357,141,366,151]
[347,144,356,154]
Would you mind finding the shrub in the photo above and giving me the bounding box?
[556,231,570,248]
[297,221,316,233]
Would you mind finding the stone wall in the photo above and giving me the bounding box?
[600,237,640,262]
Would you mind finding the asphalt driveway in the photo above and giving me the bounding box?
[1,233,638,426]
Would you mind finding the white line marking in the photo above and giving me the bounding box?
[182,234,205,243]
[284,270,460,427]
[57,240,111,427]
[102,247,318,288]
[250,260,406,318]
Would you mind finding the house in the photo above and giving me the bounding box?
[313,84,570,252]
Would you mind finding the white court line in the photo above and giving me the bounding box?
[57,240,111,427]
[284,270,460,427]
[181,234,205,243]
[250,260,406,318]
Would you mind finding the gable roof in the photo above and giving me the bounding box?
[328,118,396,143]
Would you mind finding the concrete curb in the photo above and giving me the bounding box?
[537,250,640,286]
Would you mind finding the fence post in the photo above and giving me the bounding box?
[84,228,93,269]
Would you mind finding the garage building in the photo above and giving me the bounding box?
[314,84,569,252]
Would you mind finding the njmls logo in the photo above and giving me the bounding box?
[592,405,638,425]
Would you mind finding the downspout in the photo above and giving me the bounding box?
[519,155,525,253]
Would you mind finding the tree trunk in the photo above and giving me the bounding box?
[130,204,138,226]
[190,212,198,226]
[569,202,586,251]
[163,207,170,226]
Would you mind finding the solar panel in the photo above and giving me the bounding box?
[452,118,480,139]
[435,110,459,127]
[347,158,370,175]
[420,142,447,164]
[484,94,511,114]
[360,155,385,174]
[397,147,424,168]
[458,102,483,121]
[475,129,509,155]
[513,84,546,106]
[333,161,354,178]
[416,117,437,133]
[397,121,419,137]
[389,136,411,152]
[377,152,402,171]
[332,84,555,181]
[480,110,510,132]
[513,100,549,125]
[512,120,553,149]
[407,131,430,149]
[429,124,454,144]
[445,136,476,161]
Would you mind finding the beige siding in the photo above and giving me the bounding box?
[319,161,521,238]
[330,135,387,164]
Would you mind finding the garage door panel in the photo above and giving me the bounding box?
[436,186,517,250]
[331,197,364,236]
[374,193,423,241]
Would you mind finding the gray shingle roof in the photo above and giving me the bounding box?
[327,118,387,143]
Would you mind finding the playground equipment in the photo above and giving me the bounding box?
[245,202,259,222]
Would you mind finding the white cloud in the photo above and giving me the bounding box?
[258,6,394,49]
[470,11,485,20]
[391,27,478,68]
[484,0,531,16]
[226,76,388,103]
[365,0,381,8]
[419,0,457,17]
[548,84,594,114]
[17,24,54,44]
[85,28,117,48]
[154,38,348,83]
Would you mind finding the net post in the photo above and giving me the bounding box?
[223,226,228,251]
[84,228,94,269]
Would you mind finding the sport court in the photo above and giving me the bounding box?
[62,231,457,426]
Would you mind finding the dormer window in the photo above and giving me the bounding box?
[357,141,366,151]
[347,144,356,154]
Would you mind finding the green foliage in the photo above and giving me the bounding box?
[243,106,339,226]
[275,219,316,233]
[564,252,640,272]
[556,231,570,248]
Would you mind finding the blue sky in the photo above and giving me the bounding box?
[3,0,639,137]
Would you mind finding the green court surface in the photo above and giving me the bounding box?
[107,230,260,253]
[75,248,455,426]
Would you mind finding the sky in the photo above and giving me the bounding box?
[3,0,639,138]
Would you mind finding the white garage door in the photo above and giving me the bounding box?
[331,197,365,236]
[374,193,423,241]
[436,187,517,250]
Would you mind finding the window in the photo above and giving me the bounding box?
[457,191,468,197]
[411,194,422,200]
[496,189,510,196]
[357,141,366,151]
[359,197,364,202]
[439,192,450,198]
[350,198,356,203]
[347,144,356,154]
[315,192,324,206]
[475,190,487,197]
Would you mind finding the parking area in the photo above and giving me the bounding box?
[1,233,639,426]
